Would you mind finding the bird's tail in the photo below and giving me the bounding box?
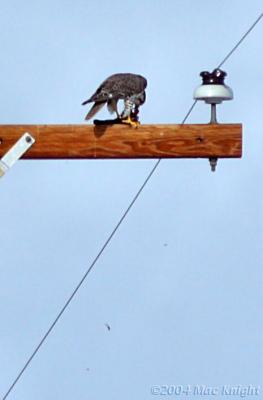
[82,99,91,106]
[84,102,105,120]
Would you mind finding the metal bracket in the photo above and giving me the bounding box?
[0,132,35,177]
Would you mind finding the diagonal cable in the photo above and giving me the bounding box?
[2,10,263,400]
[217,12,263,69]
[1,103,195,400]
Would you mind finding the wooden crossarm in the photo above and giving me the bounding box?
[0,124,242,159]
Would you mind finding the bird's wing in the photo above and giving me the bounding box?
[83,74,147,104]
[83,89,109,104]
[85,102,106,120]
[82,79,114,104]
[111,74,147,97]
[82,74,147,121]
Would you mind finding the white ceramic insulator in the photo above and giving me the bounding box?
[193,84,233,104]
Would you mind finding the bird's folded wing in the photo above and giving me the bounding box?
[85,102,106,120]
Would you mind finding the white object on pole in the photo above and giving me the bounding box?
[0,133,35,177]
[194,83,233,104]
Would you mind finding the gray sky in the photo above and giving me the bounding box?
[0,1,262,399]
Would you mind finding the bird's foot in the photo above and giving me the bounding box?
[120,116,140,128]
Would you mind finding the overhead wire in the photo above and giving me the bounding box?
[2,10,263,400]
[217,12,263,69]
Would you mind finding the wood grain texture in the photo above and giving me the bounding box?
[0,124,242,159]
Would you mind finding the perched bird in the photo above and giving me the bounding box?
[82,73,147,127]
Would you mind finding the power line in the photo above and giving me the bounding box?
[2,162,163,400]
[1,109,193,400]
[217,12,263,69]
[2,10,263,400]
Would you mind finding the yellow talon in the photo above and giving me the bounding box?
[121,116,140,128]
